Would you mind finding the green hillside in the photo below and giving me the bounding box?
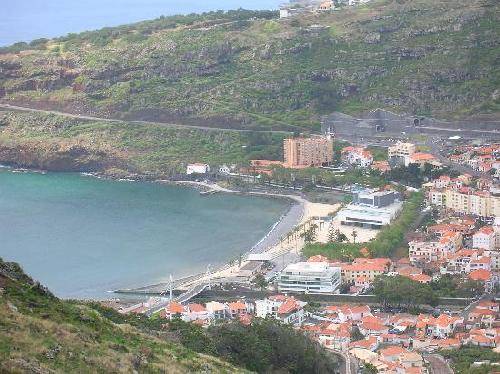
[0,257,339,373]
[1,0,499,132]
[0,258,244,373]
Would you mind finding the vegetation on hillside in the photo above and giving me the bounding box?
[167,318,339,373]
[0,257,338,373]
[303,191,423,260]
[373,275,438,309]
[0,258,243,373]
[441,346,500,374]
[0,110,286,174]
[1,0,499,132]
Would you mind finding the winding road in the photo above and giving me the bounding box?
[0,103,292,134]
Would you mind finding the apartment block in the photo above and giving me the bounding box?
[278,262,341,294]
[388,142,416,166]
[428,187,500,219]
[283,136,333,168]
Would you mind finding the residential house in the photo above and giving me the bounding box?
[227,301,249,319]
[205,301,227,320]
[473,226,496,250]
[468,269,496,293]
[341,258,391,283]
[160,302,186,320]
[186,163,210,175]
[407,152,441,167]
[185,303,210,321]
[359,315,389,336]
[341,146,373,168]
[276,297,307,325]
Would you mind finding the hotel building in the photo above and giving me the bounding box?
[278,262,341,294]
[283,136,333,168]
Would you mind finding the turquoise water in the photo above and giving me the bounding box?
[1,0,282,46]
[0,170,288,299]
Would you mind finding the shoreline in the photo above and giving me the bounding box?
[1,166,315,298]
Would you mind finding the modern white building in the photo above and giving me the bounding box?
[277,262,341,294]
[186,163,210,175]
[337,202,402,229]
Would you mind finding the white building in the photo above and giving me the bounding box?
[278,262,341,294]
[186,163,210,175]
[473,226,496,251]
[255,295,307,325]
[205,301,227,319]
[388,142,416,166]
[341,146,373,168]
[337,202,402,229]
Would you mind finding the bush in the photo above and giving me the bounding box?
[441,346,500,374]
[169,318,339,373]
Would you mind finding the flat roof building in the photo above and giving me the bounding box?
[337,201,402,229]
[353,189,400,208]
[283,136,333,168]
[278,262,341,294]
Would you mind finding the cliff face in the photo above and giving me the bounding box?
[0,257,246,373]
[0,110,283,175]
[0,0,498,131]
[0,141,121,171]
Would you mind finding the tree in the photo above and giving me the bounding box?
[350,326,364,342]
[252,274,268,290]
[301,224,318,243]
[373,275,438,310]
[364,363,378,374]
[351,229,358,244]
[336,229,348,243]
[328,224,336,243]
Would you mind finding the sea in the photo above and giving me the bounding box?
[0,0,282,46]
[0,170,289,299]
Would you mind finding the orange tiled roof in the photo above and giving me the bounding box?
[468,269,492,281]
[477,226,494,235]
[408,273,432,283]
[188,303,206,313]
[477,300,498,308]
[277,298,300,315]
[410,152,436,161]
[166,302,185,314]
[437,338,460,348]
[379,345,406,357]
[349,336,377,349]
[228,301,247,311]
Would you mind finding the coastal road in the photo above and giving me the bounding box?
[425,354,453,374]
[0,103,292,134]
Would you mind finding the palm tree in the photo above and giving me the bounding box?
[352,229,358,244]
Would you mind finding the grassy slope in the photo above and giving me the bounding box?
[0,110,286,173]
[1,0,499,132]
[0,258,246,373]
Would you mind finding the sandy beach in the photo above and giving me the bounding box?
[175,185,344,289]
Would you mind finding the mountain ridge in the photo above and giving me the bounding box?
[1,0,499,132]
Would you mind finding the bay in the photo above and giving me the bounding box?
[0,170,289,299]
